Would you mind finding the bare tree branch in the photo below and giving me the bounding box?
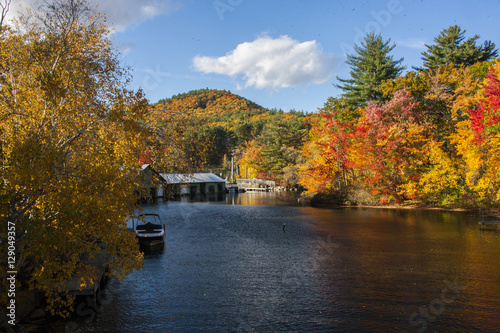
[0,0,11,30]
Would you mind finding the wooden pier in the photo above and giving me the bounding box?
[63,250,108,305]
[236,178,275,192]
[478,221,500,228]
[245,187,269,192]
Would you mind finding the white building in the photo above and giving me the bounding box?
[160,173,226,196]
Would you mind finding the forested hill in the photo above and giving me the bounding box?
[146,89,310,185]
[153,88,268,118]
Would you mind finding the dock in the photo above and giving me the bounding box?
[236,178,276,192]
[63,250,108,305]
[245,187,269,192]
[478,221,500,227]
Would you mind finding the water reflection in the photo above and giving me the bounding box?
[226,191,302,206]
[32,194,500,332]
[301,207,500,332]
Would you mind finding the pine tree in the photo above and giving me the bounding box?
[336,33,405,107]
[421,25,498,70]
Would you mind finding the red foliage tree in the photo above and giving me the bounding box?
[469,66,500,143]
[356,89,426,201]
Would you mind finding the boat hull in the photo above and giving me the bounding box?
[137,236,164,247]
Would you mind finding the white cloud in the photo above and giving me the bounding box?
[97,0,182,32]
[192,35,336,90]
[4,0,182,32]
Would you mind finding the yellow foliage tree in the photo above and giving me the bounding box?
[237,140,263,180]
[0,0,147,316]
[418,141,465,206]
[453,60,500,204]
[298,114,332,194]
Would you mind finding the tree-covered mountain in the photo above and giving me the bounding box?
[156,88,265,115]
[147,89,309,186]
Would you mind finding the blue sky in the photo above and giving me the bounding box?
[10,0,500,112]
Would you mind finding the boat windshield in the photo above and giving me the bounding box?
[141,214,161,224]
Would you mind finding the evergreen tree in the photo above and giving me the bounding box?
[336,33,405,107]
[421,25,498,70]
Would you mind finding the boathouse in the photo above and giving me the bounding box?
[160,173,226,196]
[140,164,166,201]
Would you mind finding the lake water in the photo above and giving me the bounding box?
[34,193,500,332]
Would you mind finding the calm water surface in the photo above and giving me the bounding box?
[37,193,500,332]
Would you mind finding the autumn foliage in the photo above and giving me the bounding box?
[148,89,308,186]
[1,1,498,319]
[0,1,146,316]
[300,60,500,208]
[469,65,500,142]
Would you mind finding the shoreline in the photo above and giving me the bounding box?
[297,194,500,217]
[310,203,500,217]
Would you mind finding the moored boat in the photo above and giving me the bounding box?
[134,213,165,248]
